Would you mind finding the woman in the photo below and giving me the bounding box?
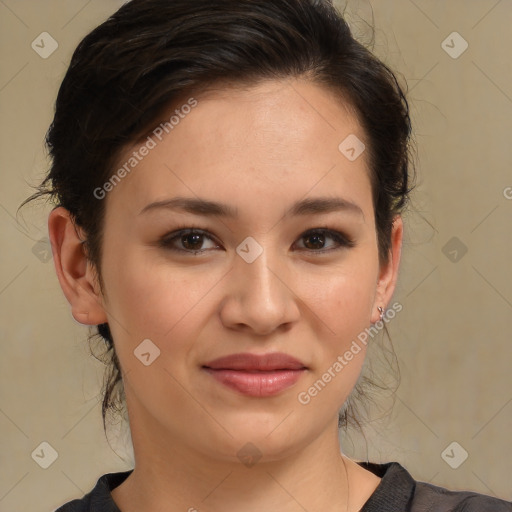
[28,0,510,510]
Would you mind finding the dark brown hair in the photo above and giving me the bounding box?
[23,0,414,436]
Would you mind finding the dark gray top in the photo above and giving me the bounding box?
[55,461,512,511]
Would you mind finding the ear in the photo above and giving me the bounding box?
[371,215,403,323]
[48,207,108,325]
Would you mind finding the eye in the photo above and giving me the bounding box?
[159,227,355,255]
[159,228,222,254]
[293,228,355,253]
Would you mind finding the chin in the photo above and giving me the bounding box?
[196,413,319,464]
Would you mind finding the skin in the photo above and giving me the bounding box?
[49,78,403,512]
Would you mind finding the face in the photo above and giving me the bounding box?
[56,78,402,464]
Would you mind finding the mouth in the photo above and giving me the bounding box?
[202,352,308,397]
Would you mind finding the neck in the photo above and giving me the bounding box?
[111,392,381,512]
[113,421,358,512]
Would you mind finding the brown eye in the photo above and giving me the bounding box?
[160,229,221,254]
[295,229,355,253]
[181,232,205,251]
[302,232,327,250]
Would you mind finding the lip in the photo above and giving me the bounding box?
[204,352,306,371]
[202,352,307,397]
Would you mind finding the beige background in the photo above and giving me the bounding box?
[1,0,511,510]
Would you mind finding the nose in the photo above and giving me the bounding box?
[219,245,300,336]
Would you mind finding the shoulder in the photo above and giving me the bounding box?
[412,480,512,512]
[54,470,132,512]
[358,461,511,512]
[54,493,92,512]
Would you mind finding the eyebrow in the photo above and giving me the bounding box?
[139,196,364,219]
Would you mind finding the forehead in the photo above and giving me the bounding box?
[105,78,373,220]
[170,78,363,166]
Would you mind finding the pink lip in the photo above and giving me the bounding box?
[202,352,307,397]
[204,352,306,371]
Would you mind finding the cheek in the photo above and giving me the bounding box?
[292,266,375,412]
[102,250,222,342]
[299,258,377,337]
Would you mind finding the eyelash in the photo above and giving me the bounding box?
[158,226,355,255]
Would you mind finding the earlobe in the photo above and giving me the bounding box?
[372,215,403,323]
[48,207,108,326]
